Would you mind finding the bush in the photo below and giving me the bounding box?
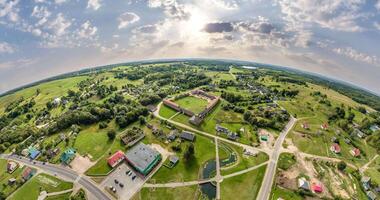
[107,130,116,140]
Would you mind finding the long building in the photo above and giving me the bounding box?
[125,143,161,176]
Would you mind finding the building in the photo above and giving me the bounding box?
[321,123,328,130]
[8,178,16,185]
[301,122,310,130]
[312,182,323,193]
[180,131,196,142]
[107,151,125,168]
[227,132,238,141]
[60,148,76,165]
[361,176,371,191]
[330,143,341,154]
[350,148,361,157]
[370,125,380,132]
[167,130,178,142]
[298,177,310,190]
[189,115,202,126]
[22,167,36,181]
[7,161,18,174]
[215,124,229,134]
[169,155,179,166]
[354,129,366,138]
[28,147,40,160]
[125,143,161,176]
[366,191,377,200]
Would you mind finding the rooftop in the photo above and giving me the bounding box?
[125,143,161,174]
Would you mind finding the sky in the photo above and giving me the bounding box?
[0,0,380,95]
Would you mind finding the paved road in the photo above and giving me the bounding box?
[256,116,296,200]
[0,154,111,200]
[153,102,271,155]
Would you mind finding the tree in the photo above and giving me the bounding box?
[184,143,195,162]
[99,122,108,129]
[139,116,146,125]
[107,130,116,140]
[337,161,347,171]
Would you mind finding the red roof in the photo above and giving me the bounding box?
[312,183,323,193]
[107,150,125,168]
[331,143,341,153]
[321,123,328,129]
[351,148,360,156]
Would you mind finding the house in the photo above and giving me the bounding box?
[215,124,229,134]
[8,178,16,185]
[370,125,380,132]
[21,149,29,157]
[7,161,18,173]
[125,143,161,176]
[354,129,366,138]
[107,150,125,168]
[350,148,361,157]
[344,138,351,144]
[227,132,238,141]
[321,123,328,130]
[169,155,179,166]
[298,177,310,190]
[28,147,40,160]
[167,130,177,142]
[180,131,196,142]
[189,115,202,126]
[60,148,76,165]
[361,176,371,191]
[53,97,61,106]
[312,182,323,193]
[22,167,36,181]
[366,191,377,200]
[301,122,310,130]
[47,148,60,159]
[330,143,341,154]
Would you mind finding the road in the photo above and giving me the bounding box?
[0,154,111,200]
[256,116,296,200]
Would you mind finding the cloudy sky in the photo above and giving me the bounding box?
[0,0,380,94]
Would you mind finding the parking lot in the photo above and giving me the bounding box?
[100,163,144,200]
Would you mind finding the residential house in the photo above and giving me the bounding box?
[366,191,377,200]
[370,125,380,132]
[60,148,76,165]
[330,143,341,154]
[180,131,196,142]
[169,155,179,166]
[167,130,178,142]
[28,147,40,160]
[301,122,310,130]
[22,167,36,181]
[350,148,361,157]
[312,182,323,193]
[7,161,18,173]
[8,178,16,185]
[298,177,310,190]
[361,176,371,191]
[321,123,329,130]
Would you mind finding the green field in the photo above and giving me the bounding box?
[45,192,72,200]
[10,173,73,200]
[277,153,296,170]
[149,134,215,183]
[270,186,303,200]
[220,165,266,200]
[133,185,200,200]
[174,96,209,114]
[0,159,24,196]
[159,104,178,118]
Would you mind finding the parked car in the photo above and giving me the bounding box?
[114,179,119,184]
[119,183,124,187]
[126,170,130,175]
[128,171,133,176]
[132,175,136,181]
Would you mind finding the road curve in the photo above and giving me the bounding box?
[256,116,296,200]
[0,154,111,200]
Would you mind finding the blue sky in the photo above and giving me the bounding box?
[0,0,380,94]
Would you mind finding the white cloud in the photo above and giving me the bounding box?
[87,0,101,10]
[376,0,380,10]
[0,41,15,53]
[118,12,140,29]
[374,22,380,30]
[148,0,190,20]
[211,0,240,10]
[48,13,71,36]
[77,20,98,38]
[0,58,37,70]
[31,6,51,26]
[55,0,68,4]
[333,47,379,65]
[0,0,20,22]
[277,0,366,32]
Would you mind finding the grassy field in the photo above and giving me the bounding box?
[219,143,269,176]
[220,165,266,200]
[45,192,72,200]
[270,186,303,200]
[364,156,380,185]
[149,134,215,183]
[133,185,200,200]
[159,104,178,118]
[10,173,73,200]
[174,96,208,114]
[0,159,24,196]
[277,153,296,171]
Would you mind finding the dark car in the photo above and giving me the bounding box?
[132,175,136,181]
[125,170,130,175]
[119,183,124,187]
[114,179,119,184]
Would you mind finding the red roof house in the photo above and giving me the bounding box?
[312,183,323,193]
[301,122,310,129]
[107,150,125,168]
[350,148,361,157]
[330,143,341,154]
[321,123,329,130]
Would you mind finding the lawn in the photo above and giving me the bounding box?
[74,122,117,161]
[149,134,215,183]
[220,165,267,200]
[159,104,178,119]
[270,186,303,200]
[277,153,296,170]
[45,192,72,200]
[219,143,269,176]
[133,185,200,200]
[10,173,73,200]
[174,96,209,114]
[364,156,380,185]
